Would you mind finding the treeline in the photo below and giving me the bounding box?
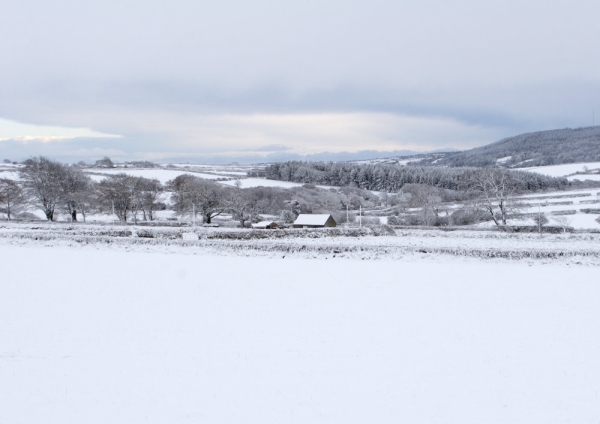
[264,161,569,192]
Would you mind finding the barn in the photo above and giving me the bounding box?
[293,214,337,228]
[251,221,279,229]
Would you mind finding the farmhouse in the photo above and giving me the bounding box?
[252,221,279,229]
[293,214,337,228]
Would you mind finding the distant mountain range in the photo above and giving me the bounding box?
[433,126,600,168]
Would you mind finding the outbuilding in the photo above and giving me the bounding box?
[252,221,279,229]
[293,214,337,228]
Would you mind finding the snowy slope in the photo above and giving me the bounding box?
[521,162,600,177]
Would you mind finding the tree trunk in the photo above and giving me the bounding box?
[71,210,77,221]
[499,200,507,225]
[205,213,211,224]
[486,206,499,225]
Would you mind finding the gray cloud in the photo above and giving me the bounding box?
[1,0,599,162]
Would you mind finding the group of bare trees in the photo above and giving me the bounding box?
[0,156,166,223]
[383,169,530,227]
[95,174,163,223]
[1,156,266,225]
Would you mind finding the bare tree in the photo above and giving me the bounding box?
[280,210,296,223]
[402,184,443,226]
[166,174,197,219]
[553,216,572,233]
[191,179,225,224]
[224,187,258,228]
[0,178,25,220]
[95,174,138,223]
[532,213,549,233]
[167,175,225,223]
[19,156,66,221]
[61,166,93,221]
[137,177,163,221]
[470,169,522,226]
[95,157,114,168]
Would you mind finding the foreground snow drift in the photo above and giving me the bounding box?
[1,245,600,423]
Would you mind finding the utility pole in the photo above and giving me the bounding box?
[538,202,541,235]
[346,204,349,226]
[359,205,362,227]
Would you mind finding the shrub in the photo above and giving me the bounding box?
[387,216,400,226]
[450,207,487,225]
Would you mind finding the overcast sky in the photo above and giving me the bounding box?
[1,0,599,163]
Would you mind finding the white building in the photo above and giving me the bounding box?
[293,214,337,228]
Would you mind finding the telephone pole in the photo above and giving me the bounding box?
[359,205,362,227]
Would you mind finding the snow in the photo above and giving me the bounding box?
[496,156,512,164]
[518,188,599,199]
[563,213,600,229]
[514,189,600,230]
[86,168,222,184]
[568,174,600,181]
[164,164,252,176]
[87,173,107,182]
[294,214,333,226]
[0,170,21,181]
[220,178,329,190]
[1,243,600,424]
[521,162,600,177]
[252,220,277,228]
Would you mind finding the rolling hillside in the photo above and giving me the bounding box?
[436,126,600,168]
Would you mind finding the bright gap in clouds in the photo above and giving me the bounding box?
[0,112,505,162]
[0,118,121,142]
[125,111,505,155]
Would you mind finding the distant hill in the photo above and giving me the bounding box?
[435,126,600,168]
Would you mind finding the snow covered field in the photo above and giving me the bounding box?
[220,177,330,189]
[86,168,222,183]
[82,168,334,189]
[567,174,600,181]
[521,161,600,178]
[513,188,600,230]
[1,243,600,424]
